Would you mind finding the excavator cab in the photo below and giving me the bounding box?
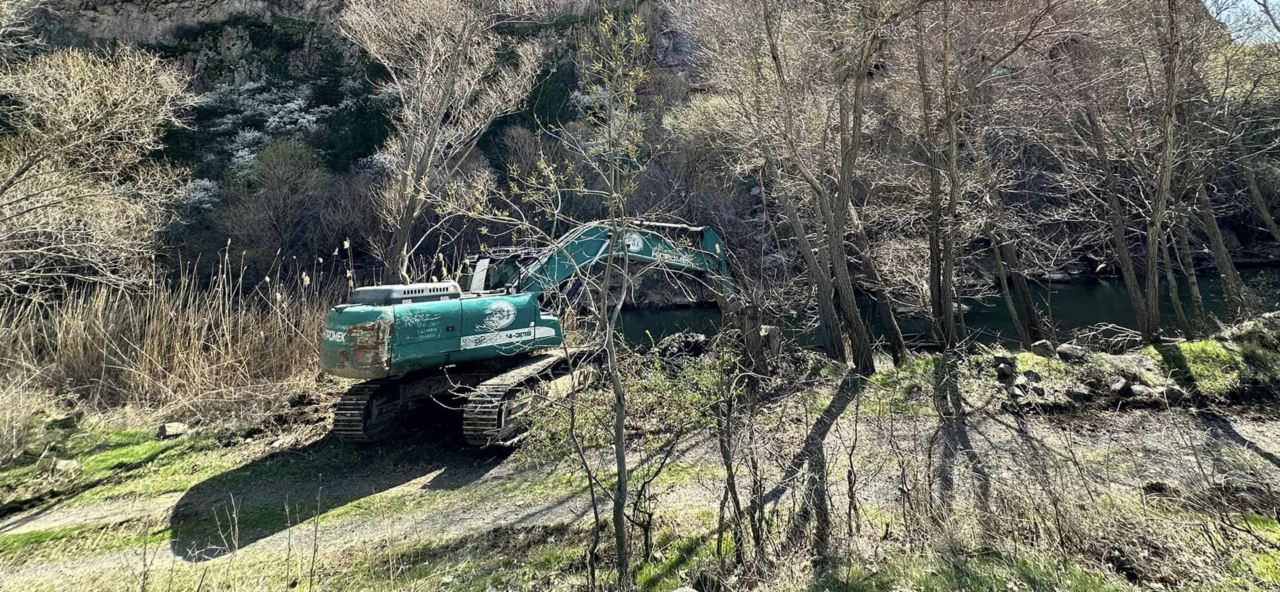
[457,248,542,294]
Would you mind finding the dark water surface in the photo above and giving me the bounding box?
[620,269,1280,347]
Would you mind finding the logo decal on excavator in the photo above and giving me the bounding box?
[624,231,644,253]
[479,300,517,332]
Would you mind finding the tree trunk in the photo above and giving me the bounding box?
[759,0,852,363]
[988,225,1047,347]
[1161,231,1192,337]
[714,400,746,567]
[939,0,964,350]
[991,233,1032,347]
[914,11,947,345]
[1194,185,1250,320]
[1237,139,1280,245]
[1146,0,1182,342]
[825,197,876,374]
[384,225,414,284]
[1005,245,1046,344]
[780,196,848,360]
[1174,220,1207,334]
[809,448,831,565]
[1085,104,1151,340]
[849,202,908,366]
[600,221,630,590]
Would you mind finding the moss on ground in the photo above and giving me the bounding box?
[1148,340,1244,398]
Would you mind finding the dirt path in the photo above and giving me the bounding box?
[0,432,721,587]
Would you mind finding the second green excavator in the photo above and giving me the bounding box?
[319,220,735,445]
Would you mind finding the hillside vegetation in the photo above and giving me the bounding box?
[2,0,1280,590]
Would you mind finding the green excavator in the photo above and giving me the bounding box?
[319,220,735,445]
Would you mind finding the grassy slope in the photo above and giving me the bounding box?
[3,317,1280,590]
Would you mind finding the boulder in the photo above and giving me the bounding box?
[1005,385,1026,399]
[1022,370,1043,383]
[157,422,190,440]
[1029,340,1055,358]
[53,459,80,475]
[1055,343,1088,363]
[996,363,1017,380]
[1066,385,1092,403]
[652,332,709,368]
[1128,384,1158,403]
[1106,376,1130,396]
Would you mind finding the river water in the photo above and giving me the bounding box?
[619,268,1280,347]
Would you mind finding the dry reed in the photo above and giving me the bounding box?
[1,253,345,428]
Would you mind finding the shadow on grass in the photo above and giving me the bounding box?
[1153,344,1280,472]
[930,355,992,524]
[765,373,865,505]
[634,531,715,592]
[811,547,1127,592]
[1,434,185,531]
[169,408,510,562]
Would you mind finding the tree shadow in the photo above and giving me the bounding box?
[1152,344,1196,395]
[765,372,864,505]
[1192,409,1280,472]
[634,531,714,591]
[930,355,992,525]
[1153,344,1280,472]
[169,410,508,562]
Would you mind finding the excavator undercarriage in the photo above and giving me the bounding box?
[332,349,594,445]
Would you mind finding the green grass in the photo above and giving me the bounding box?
[815,548,1138,592]
[0,524,92,554]
[0,521,171,558]
[79,432,179,474]
[1149,340,1243,398]
[1246,550,1280,587]
[73,439,240,503]
[864,356,937,416]
[634,530,723,591]
[328,525,589,592]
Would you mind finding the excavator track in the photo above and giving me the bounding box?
[332,352,591,444]
[332,379,403,442]
[461,351,570,447]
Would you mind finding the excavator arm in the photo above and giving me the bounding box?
[493,220,735,299]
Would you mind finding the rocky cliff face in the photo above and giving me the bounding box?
[39,0,342,44]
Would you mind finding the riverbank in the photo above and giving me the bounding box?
[1,315,1278,590]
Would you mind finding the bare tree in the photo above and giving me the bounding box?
[220,140,331,263]
[340,0,545,284]
[0,44,191,300]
